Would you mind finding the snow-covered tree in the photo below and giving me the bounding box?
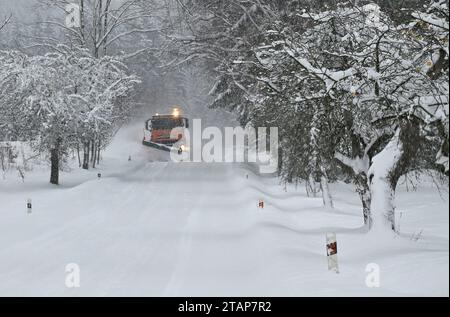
[411,0,449,175]
[168,0,279,124]
[199,1,448,233]
[259,2,448,232]
[33,0,163,58]
[0,46,139,184]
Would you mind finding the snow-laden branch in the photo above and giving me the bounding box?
[335,152,370,175]
[412,12,449,31]
[283,43,355,92]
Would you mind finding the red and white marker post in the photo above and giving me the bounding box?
[258,200,265,210]
[326,233,339,273]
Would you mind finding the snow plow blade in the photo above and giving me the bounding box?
[142,140,173,152]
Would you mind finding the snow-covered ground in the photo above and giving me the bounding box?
[0,123,448,297]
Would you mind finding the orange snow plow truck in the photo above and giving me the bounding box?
[143,107,189,152]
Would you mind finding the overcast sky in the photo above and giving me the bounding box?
[1,0,129,21]
[1,0,36,20]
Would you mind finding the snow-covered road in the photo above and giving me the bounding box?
[0,124,448,296]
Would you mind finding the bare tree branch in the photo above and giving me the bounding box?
[0,14,12,32]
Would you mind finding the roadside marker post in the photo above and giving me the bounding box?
[326,233,339,274]
[258,200,265,210]
[27,199,32,214]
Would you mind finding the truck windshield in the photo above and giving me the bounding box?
[152,118,184,130]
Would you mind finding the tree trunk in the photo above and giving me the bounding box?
[77,144,81,167]
[306,174,319,197]
[92,140,97,169]
[97,140,101,165]
[355,174,372,229]
[82,141,90,170]
[320,168,334,209]
[80,0,85,45]
[92,146,97,169]
[103,0,112,56]
[368,129,403,233]
[91,140,95,163]
[50,142,60,185]
[369,174,397,233]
